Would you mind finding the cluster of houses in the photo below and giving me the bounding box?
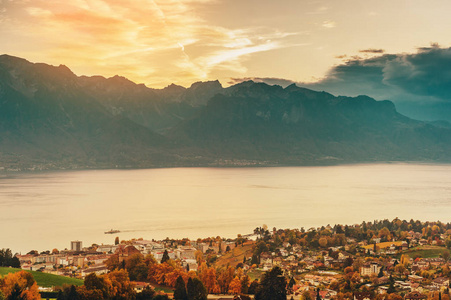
[252,228,451,300]
[13,226,451,300]
[16,238,240,281]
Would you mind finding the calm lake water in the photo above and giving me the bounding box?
[1,164,451,253]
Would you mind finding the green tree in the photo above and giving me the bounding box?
[254,267,286,300]
[287,277,296,294]
[251,254,259,265]
[161,250,170,264]
[387,275,396,294]
[68,285,79,300]
[135,286,155,300]
[248,280,259,295]
[8,284,23,300]
[174,276,188,300]
[187,278,207,300]
[241,275,250,294]
[378,267,384,278]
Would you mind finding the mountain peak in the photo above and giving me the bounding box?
[189,80,222,89]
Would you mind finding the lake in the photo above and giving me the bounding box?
[1,163,450,253]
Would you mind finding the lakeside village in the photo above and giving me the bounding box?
[3,219,451,299]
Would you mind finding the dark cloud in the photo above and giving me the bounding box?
[301,46,451,121]
[309,46,451,102]
[229,47,451,121]
[359,48,385,54]
[382,47,451,99]
[228,77,296,88]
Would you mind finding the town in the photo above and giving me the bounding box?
[2,218,451,300]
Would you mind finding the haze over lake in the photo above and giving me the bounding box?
[1,164,451,253]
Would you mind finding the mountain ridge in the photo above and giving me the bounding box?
[0,54,450,170]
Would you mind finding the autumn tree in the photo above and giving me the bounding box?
[199,266,218,294]
[125,253,148,281]
[228,276,241,295]
[0,271,40,300]
[84,273,109,299]
[76,285,103,300]
[318,237,328,248]
[217,266,235,294]
[104,254,120,271]
[105,269,135,300]
[301,290,312,300]
[444,250,450,261]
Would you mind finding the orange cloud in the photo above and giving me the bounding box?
[0,0,300,87]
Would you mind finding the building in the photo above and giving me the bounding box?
[360,262,381,276]
[71,241,82,252]
[404,291,427,299]
[354,292,372,300]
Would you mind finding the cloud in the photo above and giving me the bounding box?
[304,46,451,101]
[359,49,385,54]
[301,46,451,121]
[0,0,298,87]
[322,20,336,28]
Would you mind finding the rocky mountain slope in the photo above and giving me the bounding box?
[0,54,450,170]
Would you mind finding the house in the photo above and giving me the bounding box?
[432,277,449,289]
[176,247,197,260]
[418,239,428,246]
[132,281,153,293]
[395,281,411,290]
[408,275,423,283]
[97,244,118,254]
[401,241,409,250]
[404,291,427,299]
[81,265,109,277]
[354,292,372,300]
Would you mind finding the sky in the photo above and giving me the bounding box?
[2,0,451,120]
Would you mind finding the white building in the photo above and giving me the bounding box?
[360,262,381,276]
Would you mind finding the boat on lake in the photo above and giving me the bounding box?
[104,229,120,234]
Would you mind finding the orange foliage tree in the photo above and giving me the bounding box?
[0,271,41,300]
[228,276,241,295]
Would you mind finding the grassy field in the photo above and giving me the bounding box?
[215,243,254,268]
[396,246,447,259]
[152,283,174,293]
[0,267,84,287]
[363,241,403,250]
[246,268,264,281]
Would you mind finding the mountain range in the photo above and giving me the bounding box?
[0,54,450,170]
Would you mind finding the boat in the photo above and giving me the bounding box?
[104,229,120,234]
